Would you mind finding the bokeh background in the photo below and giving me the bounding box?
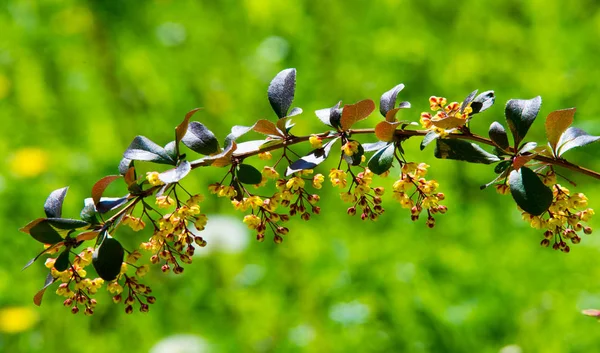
[2,0,600,352]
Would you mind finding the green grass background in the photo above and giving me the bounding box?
[1,0,600,352]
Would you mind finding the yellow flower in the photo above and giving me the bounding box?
[309,135,323,148]
[285,177,305,191]
[313,174,324,189]
[195,214,208,230]
[258,152,272,160]
[262,166,280,179]
[429,96,447,111]
[122,215,145,231]
[146,172,164,186]
[243,214,261,230]
[341,141,360,156]
[156,195,175,209]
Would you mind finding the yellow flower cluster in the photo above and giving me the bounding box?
[146,172,164,186]
[340,168,385,221]
[420,96,473,137]
[392,162,446,227]
[329,169,348,188]
[522,184,594,252]
[341,141,360,156]
[208,183,238,198]
[122,215,146,231]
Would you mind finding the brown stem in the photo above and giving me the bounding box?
[192,128,600,181]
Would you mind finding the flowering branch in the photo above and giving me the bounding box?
[20,68,599,315]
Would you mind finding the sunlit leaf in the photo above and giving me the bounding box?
[254,119,283,137]
[557,127,600,156]
[379,84,405,117]
[123,136,176,165]
[20,219,63,244]
[509,166,553,216]
[420,130,439,151]
[470,90,495,115]
[545,108,575,153]
[286,138,339,176]
[182,122,220,155]
[374,121,400,142]
[268,68,296,118]
[159,160,191,184]
[176,108,202,155]
[488,122,509,150]
[460,90,478,113]
[44,187,68,219]
[340,99,375,131]
[33,273,56,306]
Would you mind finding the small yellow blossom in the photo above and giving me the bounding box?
[309,135,323,148]
[146,172,164,186]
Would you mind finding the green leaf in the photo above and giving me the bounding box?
[93,236,124,281]
[268,68,296,118]
[123,136,176,165]
[379,84,405,117]
[488,122,509,150]
[420,130,440,150]
[20,219,64,244]
[509,166,553,216]
[54,250,70,272]
[505,96,542,147]
[434,139,500,164]
[367,143,395,175]
[159,160,192,184]
[81,198,99,224]
[237,164,263,185]
[494,160,512,174]
[46,218,89,229]
[182,122,220,155]
[286,138,339,176]
[545,108,575,153]
[557,127,600,156]
[44,187,68,218]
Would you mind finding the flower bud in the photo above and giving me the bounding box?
[540,239,550,247]
[147,296,157,304]
[274,235,283,244]
[257,233,265,242]
[71,306,80,314]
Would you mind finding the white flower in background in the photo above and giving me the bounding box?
[150,334,209,353]
[189,214,249,256]
[288,324,316,347]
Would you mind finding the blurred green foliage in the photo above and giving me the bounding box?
[1,0,600,352]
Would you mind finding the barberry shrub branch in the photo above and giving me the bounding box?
[20,68,599,315]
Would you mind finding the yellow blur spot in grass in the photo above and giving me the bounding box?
[9,148,48,178]
[0,307,39,333]
[0,74,11,100]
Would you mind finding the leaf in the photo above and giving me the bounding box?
[368,143,395,175]
[513,154,536,170]
[44,187,68,219]
[76,230,100,242]
[557,127,600,156]
[80,198,99,224]
[509,166,553,216]
[22,243,63,271]
[488,122,509,150]
[494,160,512,174]
[340,99,375,131]
[286,138,339,176]
[315,101,342,128]
[235,140,268,155]
[124,167,137,188]
[431,115,467,129]
[54,250,70,272]
[470,90,495,115]
[46,218,89,229]
[96,196,129,214]
[93,236,125,281]
[237,164,263,184]
[288,107,303,117]
[159,160,191,184]
[92,175,122,206]
[374,121,400,142]
[434,139,500,164]
[123,136,176,165]
[182,122,220,155]
[176,108,202,155]
[363,141,389,152]
[20,219,63,244]
[379,84,405,117]
[268,68,296,118]
[505,96,542,147]
[33,273,56,306]
[164,141,177,160]
[518,142,538,154]
[545,108,575,153]
[420,130,440,151]
[118,158,133,175]
[254,119,284,137]
[460,90,478,113]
